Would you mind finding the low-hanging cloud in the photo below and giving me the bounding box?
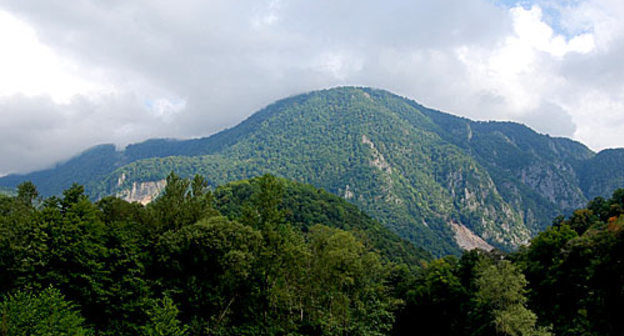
[0,93,180,175]
[0,0,623,175]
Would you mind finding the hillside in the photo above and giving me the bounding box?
[579,148,624,199]
[213,177,431,267]
[1,87,622,256]
[0,174,429,335]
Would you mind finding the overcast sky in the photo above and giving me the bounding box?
[1,0,623,175]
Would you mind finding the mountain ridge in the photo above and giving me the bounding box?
[2,86,622,256]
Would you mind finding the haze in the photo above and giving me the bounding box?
[1,0,623,175]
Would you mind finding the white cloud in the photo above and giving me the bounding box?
[1,0,624,174]
[450,3,608,140]
[147,97,187,123]
[0,92,188,175]
[565,89,624,150]
[511,5,595,57]
[0,10,104,102]
[251,0,282,29]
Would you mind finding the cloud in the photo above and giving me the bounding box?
[520,101,577,137]
[0,0,624,174]
[0,92,184,175]
[0,10,105,102]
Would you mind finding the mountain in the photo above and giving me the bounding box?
[1,87,621,256]
[213,176,432,267]
[579,148,624,200]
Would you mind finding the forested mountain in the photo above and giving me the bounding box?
[579,148,624,199]
[1,87,622,255]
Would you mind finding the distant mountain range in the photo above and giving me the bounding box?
[2,87,623,256]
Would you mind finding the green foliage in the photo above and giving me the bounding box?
[3,176,624,334]
[514,189,624,335]
[16,181,38,207]
[303,224,396,335]
[393,256,467,335]
[0,287,93,336]
[6,86,614,256]
[1,182,152,334]
[149,172,219,232]
[393,250,550,336]
[153,216,262,331]
[475,261,529,310]
[142,296,188,336]
[473,260,550,336]
[214,176,431,268]
[1,175,418,335]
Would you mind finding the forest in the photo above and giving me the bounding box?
[6,87,621,258]
[1,173,623,335]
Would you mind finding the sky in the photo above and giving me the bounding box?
[1,0,623,175]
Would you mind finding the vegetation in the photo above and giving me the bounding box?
[213,177,431,268]
[92,88,538,256]
[0,186,15,197]
[2,173,624,335]
[0,287,93,335]
[2,87,624,257]
[0,175,419,335]
[579,148,624,200]
[392,188,624,336]
[513,189,624,335]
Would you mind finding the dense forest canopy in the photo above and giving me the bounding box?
[1,173,624,335]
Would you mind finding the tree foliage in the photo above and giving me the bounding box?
[2,175,623,335]
[142,296,188,336]
[0,175,403,335]
[0,287,93,336]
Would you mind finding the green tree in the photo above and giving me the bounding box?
[241,175,289,328]
[474,260,550,336]
[9,184,150,334]
[16,181,38,208]
[400,256,466,335]
[515,223,577,326]
[154,216,262,333]
[0,287,93,336]
[142,296,188,336]
[305,224,395,335]
[150,172,218,231]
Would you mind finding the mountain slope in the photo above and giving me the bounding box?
[579,148,624,199]
[419,106,594,232]
[91,88,526,255]
[213,176,432,267]
[1,87,622,256]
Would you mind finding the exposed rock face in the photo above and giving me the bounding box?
[362,134,401,204]
[343,184,354,199]
[362,134,392,174]
[117,173,126,186]
[117,180,167,205]
[450,221,494,251]
[440,161,529,248]
[519,162,586,211]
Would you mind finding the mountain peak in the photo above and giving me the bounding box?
[1,87,622,256]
